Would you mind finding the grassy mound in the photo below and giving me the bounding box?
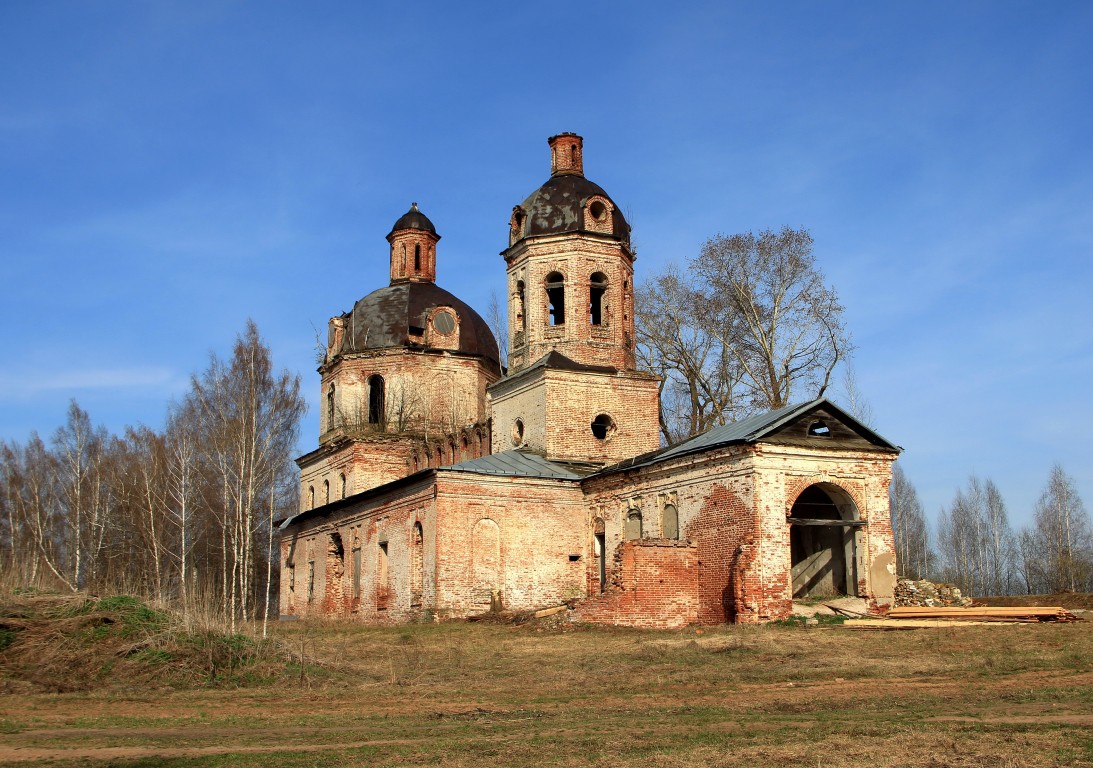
[0,592,291,692]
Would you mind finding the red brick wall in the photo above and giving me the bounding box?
[572,539,698,629]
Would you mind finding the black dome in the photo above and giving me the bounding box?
[388,202,438,239]
[337,282,499,366]
[511,175,629,244]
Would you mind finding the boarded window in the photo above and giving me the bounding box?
[662,504,679,540]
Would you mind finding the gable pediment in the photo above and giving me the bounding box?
[757,402,897,452]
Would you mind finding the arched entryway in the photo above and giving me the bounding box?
[788,483,864,598]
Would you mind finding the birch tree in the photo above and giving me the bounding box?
[889,464,933,579]
[1030,464,1091,593]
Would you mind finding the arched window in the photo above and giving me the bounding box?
[368,375,385,426]
[624,509,643,540]
[322,479,330,505]
[545,271,565,326]
[400,243,406,275]
[460,435,469,461]
[435,444,443,466]
[590,272,607,325]
[307,485,315,510]
[339,472,347,499]
[414,243,421,270]
[662,504,679,540]
[326,384,335,427]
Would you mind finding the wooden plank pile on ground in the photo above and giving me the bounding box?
[843,605,1081,629]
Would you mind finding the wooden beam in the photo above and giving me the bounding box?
[786,518,867,527]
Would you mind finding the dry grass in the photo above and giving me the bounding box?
[0,594,1090,767]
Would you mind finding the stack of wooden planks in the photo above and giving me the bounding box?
[843,605,1082,629]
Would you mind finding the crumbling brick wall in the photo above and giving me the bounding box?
[572,539,699,629]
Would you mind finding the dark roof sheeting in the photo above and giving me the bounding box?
[388,203,437,238]
[339,282,500,365]
[443,450,592,480]
[512,174,629,243]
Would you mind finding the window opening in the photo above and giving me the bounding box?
[545,271,565,326]
[594,532,606,592]
[339,472,347,499]
[307,560,315,602]
[589,200,606,221]
[352,545,361,600]
[368,375,385,426]
[377,540,390,610]
[516,280,526,332]
[307,486,314,510]
[411,522,424,607]
[591,413,615,440]
[288,563,295,591]
[323,479,330,505]
[808,420,831,437]
[624,510,642,540]
[512,418,525,446]
[590,272,607,325]
[414,243,421,271]
[326,384,335,427]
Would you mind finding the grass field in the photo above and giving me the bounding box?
[0,594,1090,767]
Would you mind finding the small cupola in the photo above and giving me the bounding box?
[548,133,584,176]
[386,202,440,284]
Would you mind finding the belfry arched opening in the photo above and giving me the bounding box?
[788,483,864,599]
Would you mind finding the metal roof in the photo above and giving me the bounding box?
[510,173,630,245]
[338,281,500,366]
[593,398,900,475]
[443,449,592,480]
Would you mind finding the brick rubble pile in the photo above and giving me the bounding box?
[894,578,974,607]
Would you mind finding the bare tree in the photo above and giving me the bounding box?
[636,264,742,444]
[188,321,305,630]
[937,475,1016,596]
[636,228,851,444]
[487,289,508,371]
[889,464,933,579]
[693,227,850,411]
[1029,464,1091,593]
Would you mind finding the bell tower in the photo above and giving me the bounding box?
[503,133,637,374]
[488,134,659,465]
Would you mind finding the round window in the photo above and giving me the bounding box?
[589,200,607,221]
[512,418,525,446]
[590,413,615,440]
[432,309,456,334]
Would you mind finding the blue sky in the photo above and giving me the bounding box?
[2,2,1090,531]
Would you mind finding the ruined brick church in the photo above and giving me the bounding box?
[279,134,899,627]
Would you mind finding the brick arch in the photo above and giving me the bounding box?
[784,476,867,520]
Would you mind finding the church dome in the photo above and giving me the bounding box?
[335,282,500,366]
[507,133,630,247]
[513,174,630,243]
[387,202,438,240]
